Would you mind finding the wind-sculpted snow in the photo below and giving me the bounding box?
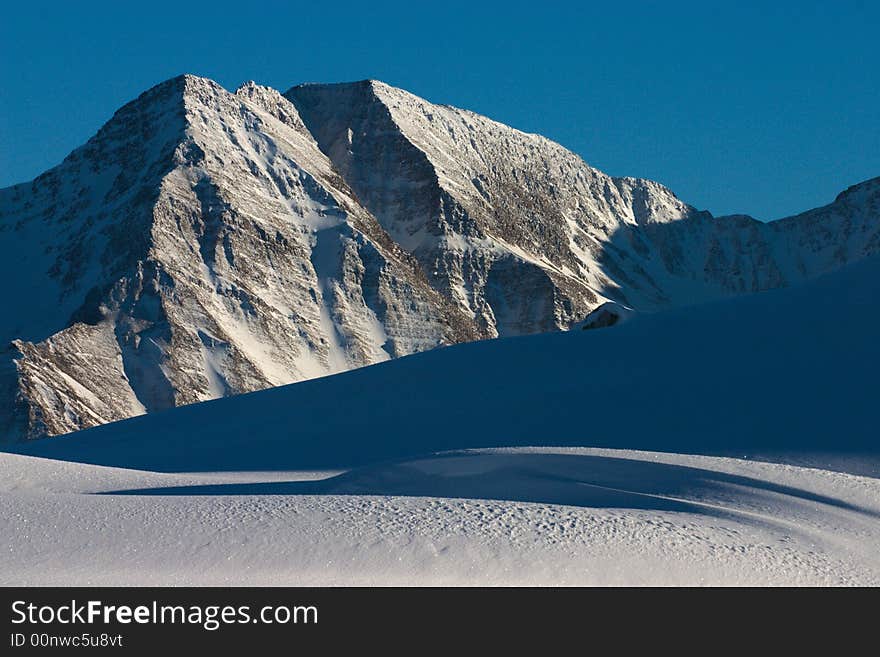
[2,446,879,585]
[1,74,878,440]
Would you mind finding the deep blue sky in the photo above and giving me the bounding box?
[1,1,877,220]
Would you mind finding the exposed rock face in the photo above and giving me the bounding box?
[575,302,634,331]
[1,75,878,440]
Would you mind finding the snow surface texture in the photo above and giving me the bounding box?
[2,447,878,586]
[2,255,877,585]
[2,74,878,440]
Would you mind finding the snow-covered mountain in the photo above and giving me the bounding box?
[0,76,474,440]
[287,81,879,316]
[2,74,878,440]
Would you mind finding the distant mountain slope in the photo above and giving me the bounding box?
[14,254,877,471]
[2,74,878,441]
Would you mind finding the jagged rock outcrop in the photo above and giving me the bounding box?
[1,74,878,440]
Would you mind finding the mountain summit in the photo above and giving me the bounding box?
[2,74,878,440]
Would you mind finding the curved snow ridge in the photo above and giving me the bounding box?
[1,447,878,586]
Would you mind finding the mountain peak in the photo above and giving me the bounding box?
[124,73,225,105]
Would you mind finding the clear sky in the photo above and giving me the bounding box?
[1,0,877,220]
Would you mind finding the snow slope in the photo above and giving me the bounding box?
[0,254,876,586]
[14,253,878,472]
